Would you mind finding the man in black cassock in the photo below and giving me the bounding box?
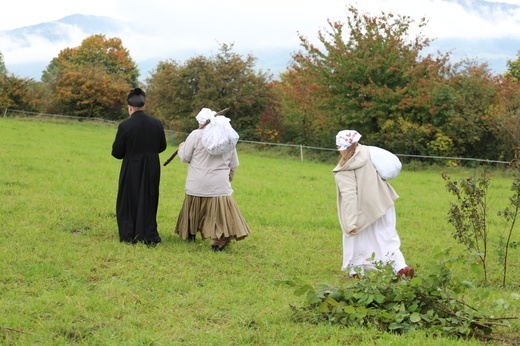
[112,88,167,246]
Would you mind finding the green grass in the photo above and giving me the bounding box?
[0,117,518,345]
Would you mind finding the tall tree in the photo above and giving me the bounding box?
[1,50,49,113]
[485,51,520,160]
[42,34,139,119]
[0,74,39,112]
[146,56,212,133]
[255,97,285,143]
[211,44,273,138]
[0,51,8,108]
[446,60,506,160]
[505,50,520,81]
[272,65,331,146]
[0,51,7,77]
[146,43,273,139]
[291,6,454,155]
[491,76,520,160]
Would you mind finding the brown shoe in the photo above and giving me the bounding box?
[397,266,415,278]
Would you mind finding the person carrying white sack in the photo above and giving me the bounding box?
[332,129,414,279]
[174,107,250,251]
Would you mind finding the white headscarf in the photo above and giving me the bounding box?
[336,130,362,151]
[195,107,216,125]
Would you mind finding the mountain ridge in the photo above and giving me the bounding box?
[0,12,518,81]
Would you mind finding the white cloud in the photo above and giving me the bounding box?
[2,0,520,78]
[352,0,520,39]
[1,24,91,65]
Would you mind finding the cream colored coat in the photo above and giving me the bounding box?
[333,144,399,236]
[178,128,239,197]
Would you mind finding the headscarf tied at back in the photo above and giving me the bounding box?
[195,107,217,125]
[336,130,362,151]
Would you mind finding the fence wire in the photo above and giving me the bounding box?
[2,108,512,167]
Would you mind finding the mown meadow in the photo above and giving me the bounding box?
[0,117,518,345]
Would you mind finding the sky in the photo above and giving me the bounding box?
[2,0,520,79]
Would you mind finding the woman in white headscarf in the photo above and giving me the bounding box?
[333,130,414,278]
[174,108,250,251]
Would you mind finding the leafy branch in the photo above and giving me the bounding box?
[442,170,490,283]
[496,162,520,287]
[277,249,517,342]
[443,168,519,287]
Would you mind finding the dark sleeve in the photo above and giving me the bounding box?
[111,124,126,159]
[159,122,167,154]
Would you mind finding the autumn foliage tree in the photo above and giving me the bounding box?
[145,43,272,138]
[271,65,331,147]
[288,6,459,156]
[145,56,210,133]
[280,6,519,161]
[42,34,139,120]
[0,50,41,112]
[255,82,286,143]
[0,51,7,77]
[499,52,520,154]
[492,75,520,158]
[0,74,41,112]
[0,51,10,108]
[446,60,509,160]
[505,50,520,81]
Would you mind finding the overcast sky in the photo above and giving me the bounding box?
[2,0,520,78]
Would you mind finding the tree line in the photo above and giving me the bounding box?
[1,6,520,162]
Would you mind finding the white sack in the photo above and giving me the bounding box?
[367,146,401,180]
[201,115,240,155]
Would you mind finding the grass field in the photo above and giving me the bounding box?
[0,117,518,345]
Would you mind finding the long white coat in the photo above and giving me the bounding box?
[333,144,398,236]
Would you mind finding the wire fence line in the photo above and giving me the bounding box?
[2,108,119,124]
[2,108,512,167]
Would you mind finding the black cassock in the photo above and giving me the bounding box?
[112,111,167,244]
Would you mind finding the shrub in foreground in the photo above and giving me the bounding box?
[278,248,518,343]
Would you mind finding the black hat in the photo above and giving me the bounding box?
[127,88,146,107]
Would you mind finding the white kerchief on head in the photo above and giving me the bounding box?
[195,107,216,124]
[336,130,362,151]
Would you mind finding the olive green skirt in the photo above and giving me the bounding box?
[174,194,251,242]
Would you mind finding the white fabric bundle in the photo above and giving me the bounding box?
[367,146,402,180]
[201,115,240,155]
[196,107,216,124]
